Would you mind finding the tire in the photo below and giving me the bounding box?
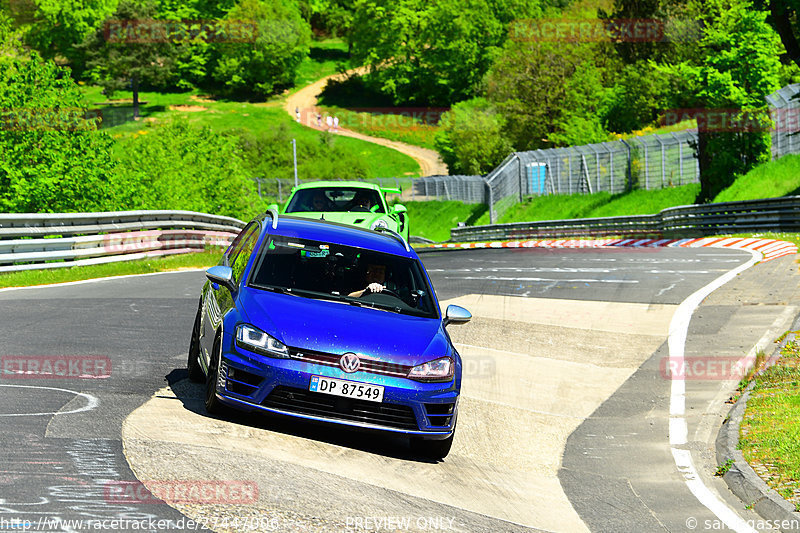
[204,336,228,416]
[187,308,204,383]
[411,431,454,460]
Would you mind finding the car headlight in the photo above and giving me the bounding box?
[371,219,389,231]
[407,357,454,382]
[235,324,289,358]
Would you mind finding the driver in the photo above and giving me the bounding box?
[348,263,390,297]
[309,191,330,211]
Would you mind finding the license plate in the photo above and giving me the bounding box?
[309,375,384,402]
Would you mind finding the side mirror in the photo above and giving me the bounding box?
[206,265,236,293]
[443,304,471,326]
[393,203,407,214]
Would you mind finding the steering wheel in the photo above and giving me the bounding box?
[376,288,402,300]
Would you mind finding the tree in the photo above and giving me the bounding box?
[0,54,118,213]
[486,37,611,150]
[659,0,782,202]
[434,98,513,174]
[350,0,539,105]
[765,0,800,67]
[79,0,176,118]
[211,0,311,96]
[17,0,118,66]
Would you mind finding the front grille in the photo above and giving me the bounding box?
[262,386,419,430]
[288,348,413,378]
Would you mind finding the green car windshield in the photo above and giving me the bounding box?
[248,236,437,319]
[285,187,385,214]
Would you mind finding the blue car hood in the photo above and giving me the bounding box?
[239,289,448,365]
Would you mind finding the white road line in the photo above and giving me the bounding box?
[667,248,761,533]
[0,384,99,417]
[0,269,205,293]
[448,276,639,284]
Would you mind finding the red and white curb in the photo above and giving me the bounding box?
[420,237,798,262]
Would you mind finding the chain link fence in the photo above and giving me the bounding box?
[480,131,702,221]
[411,83,800,223]
[251,177,410,203]
[767,83,800,159]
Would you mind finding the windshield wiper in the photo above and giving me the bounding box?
[257,285,293,294]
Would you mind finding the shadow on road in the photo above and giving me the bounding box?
[163,368,440,463]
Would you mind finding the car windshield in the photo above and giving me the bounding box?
[248,235,437,319]
[284,187,385,214]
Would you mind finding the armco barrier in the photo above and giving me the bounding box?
[450,196,800,242]
[0,210,245,273]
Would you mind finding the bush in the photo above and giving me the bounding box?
[434,98,512,175]
[0,53,119,213]
[113,120,266,219]
[211,0,311,96]
[233,123,373,182]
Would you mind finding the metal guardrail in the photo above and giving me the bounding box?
[450,196,800,242]
[0,210,245,273]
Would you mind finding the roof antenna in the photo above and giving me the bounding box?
[320,214,325,220]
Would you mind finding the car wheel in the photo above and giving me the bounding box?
[204,336,227,416]
[411,431,455,460]
[187,307,204,383]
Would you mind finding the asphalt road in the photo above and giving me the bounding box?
[0,247,795,532]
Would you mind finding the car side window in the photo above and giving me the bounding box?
[229,223,260,283]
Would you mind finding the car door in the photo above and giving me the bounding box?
[200,221,260,366]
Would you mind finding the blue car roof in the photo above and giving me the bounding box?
[260,214,413,257]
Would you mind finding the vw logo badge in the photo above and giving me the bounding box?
[339,353,360,373]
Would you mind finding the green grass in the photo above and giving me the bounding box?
[293,39,352,89]
[587,184,700,217]
[83,88,421,179]
[402,201,487,242]
[714,154,800,203]
[740,340,800,511]
[0,249,224,289]
[468,183,701,227]
[317,73,441,150]
[317,104,439,150]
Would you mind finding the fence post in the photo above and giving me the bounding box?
[487,180,495,224]
[620,139,632,192]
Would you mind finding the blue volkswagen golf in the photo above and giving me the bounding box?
[188,211,471,459]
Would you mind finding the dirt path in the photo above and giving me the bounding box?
[285,69,448,177]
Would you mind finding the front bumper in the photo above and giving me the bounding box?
[213,335,459,439]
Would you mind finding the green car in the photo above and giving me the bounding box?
[270,181,410,241]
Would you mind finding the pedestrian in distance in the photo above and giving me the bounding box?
[326,115,333,131]
[295,106,301,122]
[333,116,339,132]
[316,112,322,128]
